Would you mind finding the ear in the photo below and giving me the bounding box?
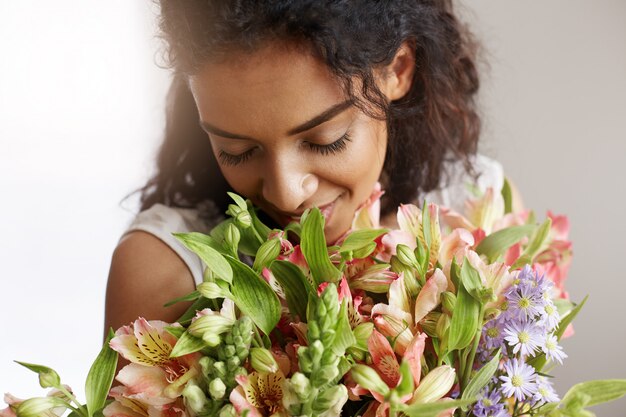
[377,40,416,101]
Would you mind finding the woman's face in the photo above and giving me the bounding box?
[189,42,408,243]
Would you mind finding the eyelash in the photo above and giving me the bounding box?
[217,133,352,166]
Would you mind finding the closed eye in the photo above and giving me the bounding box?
[306,132,351,155]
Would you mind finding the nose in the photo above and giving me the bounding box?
[261,156,319,214]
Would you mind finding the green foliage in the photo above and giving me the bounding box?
[85,329,118,417]
[300,208,342,285]
[475,224,536,263]
[227,257,281,336]
[271,260,313,321]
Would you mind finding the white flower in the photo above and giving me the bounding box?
[541,334,567,364]
[503,321,542,357]
[533,376,560,404]
[499,358,538,401]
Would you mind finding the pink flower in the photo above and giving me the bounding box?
[352,182,385,230]
[106,318,201,415]
[229,371,288,417]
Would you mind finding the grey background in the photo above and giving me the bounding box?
[464,1,626,415]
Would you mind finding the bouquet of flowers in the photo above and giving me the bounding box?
[3,182,625,417]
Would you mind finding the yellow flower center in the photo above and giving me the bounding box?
[545,305,555,315]
[487,327,499,338]
[518,331,530,344]
[518,297,530,309]
[511,375,523,387]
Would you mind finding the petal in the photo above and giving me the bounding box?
[133,319,173,365]
[368,330,400,387]
[110,334,154,366]
[414,269,447,324]
[229,386,262,417]
[115,364,171,406]
[404,332,427,387]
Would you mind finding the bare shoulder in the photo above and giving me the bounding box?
[104,230,196,336]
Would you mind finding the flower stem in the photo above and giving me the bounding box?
[461,305,485,393]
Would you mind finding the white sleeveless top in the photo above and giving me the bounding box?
[120,154,503,286]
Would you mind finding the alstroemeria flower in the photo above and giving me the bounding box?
[107,318,201,412]
[229,371,288,417]
[345,258,398,294]
[352,182,384,230]
[0,390,69,417]
[466,251,514,309]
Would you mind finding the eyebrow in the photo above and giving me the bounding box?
[199,99,353,140]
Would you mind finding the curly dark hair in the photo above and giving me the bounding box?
[130,0,481,218]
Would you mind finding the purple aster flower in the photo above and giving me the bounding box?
[507,281,544,322]
[540,334,567,364]
[533,376,560,405]
[500,358,538,401]
[539,301,560,331]
[483,320,506,350]
[473,388,507,417]
[503,321,542,357]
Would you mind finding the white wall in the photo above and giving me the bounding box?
[0,0,169,401]
[1,1,624,415]
[463,2,626,415]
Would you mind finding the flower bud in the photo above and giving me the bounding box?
[250,348,279,373]
[436,313,451,340]
[197,282,227,299]
[15,397,67,417]
[183,381,209,411]
[235,211,252,229]
[353,322,374,349]
[441,291,456,315]
[411,365,455,404]
[189,314,235,340]
[252,238,281,271]
[218,404,237,417]
[420,311,440,337]
[224,223,240,253]
[290,372,312,399]
[350,365,390,396]
[314,385,348,414]
[396,244,418,268]
[209,378,227,400]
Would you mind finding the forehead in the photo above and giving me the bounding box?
[188,42,348,138]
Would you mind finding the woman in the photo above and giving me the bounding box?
[104,0,505,337]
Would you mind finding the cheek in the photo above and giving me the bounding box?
[320,120,387,192]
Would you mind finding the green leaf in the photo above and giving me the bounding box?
[462,348,501,401]
[352,242,378,259]
[511,217,552,269]
[247,202,272,240]
[85,328,118,417]
[554,298,575,317]
[501,178,513,214]
[227,257,281,335]
[561,379,626,409]
[330,301,356,356]
[475,224,536,263]
[169,330,208,357]
[270,260,312,321]
[174,233,233,283]
[447,279,480,352]
[164,290,200,307]
[300,208,341,285]
[14,361,61,389]
[339,229,387,253]
[400,398,475,417]
[460,259,483,301]
[556,296,587,341]
[228,192,247,210]
[164,326,185,339]
[395,360,416,398]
